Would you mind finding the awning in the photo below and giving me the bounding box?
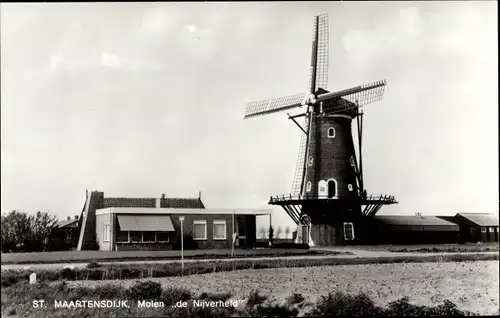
[117,215,175,231]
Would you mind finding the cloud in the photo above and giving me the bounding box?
[185,24,197,32]
[342,6,424,67]
[177,25,217,60]
[101,52,124,68]
[342,5,495,69]
[140,9,178,34]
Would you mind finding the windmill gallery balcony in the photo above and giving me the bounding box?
[269,193,397,204]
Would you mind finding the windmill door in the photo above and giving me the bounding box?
[327,180,336,198]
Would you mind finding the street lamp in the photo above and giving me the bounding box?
[179,216,184,274]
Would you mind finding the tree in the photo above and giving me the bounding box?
[276,226,283,239]
[259,227,267,239]
[30,211,58,251]
[1,210,31,252]
[268,226,274,243]
[285,226,291,239]
[1,210,57,252]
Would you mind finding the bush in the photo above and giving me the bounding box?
[199,291,232,302]
[82,235,100,251]
[287,293,305,305]
[310,292,384,316]
[271,243,309,249]
[86,261,100,269]
[47,237,71,251]
[60,268,77,280]
[127,281,163,301]
[246,290,267,307]
[162,287,192,306]
[384,297,476,316]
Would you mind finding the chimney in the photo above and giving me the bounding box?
[74,215,79,220]
[67,216,71,221]
[161,193,166,199]
[199,191,201,200]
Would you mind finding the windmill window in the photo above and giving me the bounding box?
[481,227,487,233]
[308,156,314,166]
[343,222,355,240]
[306,181,312,192]
[328,127,336,138]
[489,227,494,233]
[348,184,353,191]
[350,157,355,167]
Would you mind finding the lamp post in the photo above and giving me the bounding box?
[179,216,185,274]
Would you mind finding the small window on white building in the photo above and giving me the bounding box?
[328,127,335,138]
[213,220,227,240]
[348,184,353,191]
[103,224,110,242]
[308,156,314,166]
[350,157,355,167]
[193,220,207,240]
[130,231,142,242]
[143,232,155,242]
[343,222,355,240]
[306,181,312,192]
[156,232,170,242]
[116,230,128,243]
[481,227,487,233]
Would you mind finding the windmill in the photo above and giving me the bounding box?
[243,13,397,246]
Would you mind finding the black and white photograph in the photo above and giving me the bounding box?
[1,1,498,317]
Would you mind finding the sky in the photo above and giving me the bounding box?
[1,2,498,232]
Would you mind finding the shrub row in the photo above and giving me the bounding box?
[390,246,499,253]
[1,280,483,317]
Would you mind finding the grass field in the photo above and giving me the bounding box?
[0,248,329,265]
[65,260,499,316]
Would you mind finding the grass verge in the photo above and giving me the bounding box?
[389,246,499,253]
[1,249,338,265]
[2,252,498,288]
[1,280,486,317]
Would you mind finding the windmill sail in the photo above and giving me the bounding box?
[290,116,309,196]
[317,80,387,108]
[308,13,329,93]
[243,92,307,119]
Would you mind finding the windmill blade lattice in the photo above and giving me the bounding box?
[290,116,309,196]
[308,13,329,93]
[330,80,386,106]
[244,92,308,119]
[341,80,387,107]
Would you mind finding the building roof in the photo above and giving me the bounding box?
[103,197,205,209]
[374,215,458,227]
[55,219,79,228]
[96,207,272,216]
[456,213,499,227]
